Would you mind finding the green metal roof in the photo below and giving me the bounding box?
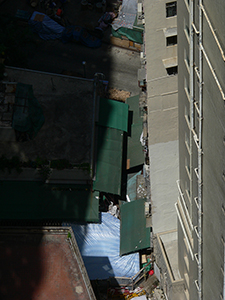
[0,181,99,222]
[126,95,143,168]
[120,198,151,255]
[126,95,140,123]
[111,16,144,45]
[93,126,123,195]
[98,98,129,132]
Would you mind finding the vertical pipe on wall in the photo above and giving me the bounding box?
[198,0,203,299]
[190,0,194,131]
[189,0,194,226]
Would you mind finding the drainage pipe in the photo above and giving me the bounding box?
[189,0,194,228]
[197,1,203,299]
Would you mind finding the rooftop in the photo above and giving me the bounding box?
[0,67,95,165]
[0,227,96,300]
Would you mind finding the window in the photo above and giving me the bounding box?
[166,35,177,46]
[223,171,225,182]
[184,18,190,41]
[185,105,190,126]
[185,180,191,200]
[185,24,190,36]
[166,2,177,18]
[185,131,190,151]
[185,157,190,178]
[184,0,190,8]
[185,76,190,96]
[184,48,190,67]
[162,57,177,75]
[166,66,178,75]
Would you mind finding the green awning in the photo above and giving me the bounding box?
[111,16,144,44]
[98,98,129,132]
[120,198,151,255]
[126,95,143,168]
[111,27,143,44]
[93,126,123,195]
[0,181,99,222]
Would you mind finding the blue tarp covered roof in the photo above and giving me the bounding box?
[65,213,139,280]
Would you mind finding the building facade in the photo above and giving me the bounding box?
[143,1,185,299]
[144,0,178,235]
[177,0,225,299]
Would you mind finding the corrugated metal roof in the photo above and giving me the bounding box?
[120,198,151,255]
[94,126,123,195]
[0,181,99,222]
[98,97,129,132]
[126,95,143,168]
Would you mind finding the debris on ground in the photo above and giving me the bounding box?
[107,87,130,102]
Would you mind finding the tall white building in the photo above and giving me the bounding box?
[177,0,225,299]
[144,1,185,299]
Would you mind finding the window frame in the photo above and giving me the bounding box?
[166,1,177,18]
[166,35,177,46]
[166,66,178,75]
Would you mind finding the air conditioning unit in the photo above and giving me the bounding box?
[137,0,144,21]
[145,202,151,217]
[138,2,142,14]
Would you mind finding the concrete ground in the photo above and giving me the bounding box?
[151,288,166,300]
[0,0,141,95]
[139,275,166,300]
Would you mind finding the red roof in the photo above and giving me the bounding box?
[0,228,96,300]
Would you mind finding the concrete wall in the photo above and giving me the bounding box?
[150,140,179,233]
[144,0,179,235]
[177,0,225,299]
[201,1,225,297]
[177,0,199,298]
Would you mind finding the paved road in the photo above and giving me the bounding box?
[25,38,141,96]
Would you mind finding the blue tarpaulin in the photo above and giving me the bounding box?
[61,25,83,43]
[65,213,139,280]
[29,11,64,40]
[29,12,102,47]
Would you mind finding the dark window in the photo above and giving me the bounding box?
[185,24,190,36]
[166,35,177,46]
[185,49,190,66]
[166,2,177,17]
[166,66,178,75]
[185,76,190,93]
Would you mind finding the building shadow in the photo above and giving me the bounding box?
[0,0,141,298]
